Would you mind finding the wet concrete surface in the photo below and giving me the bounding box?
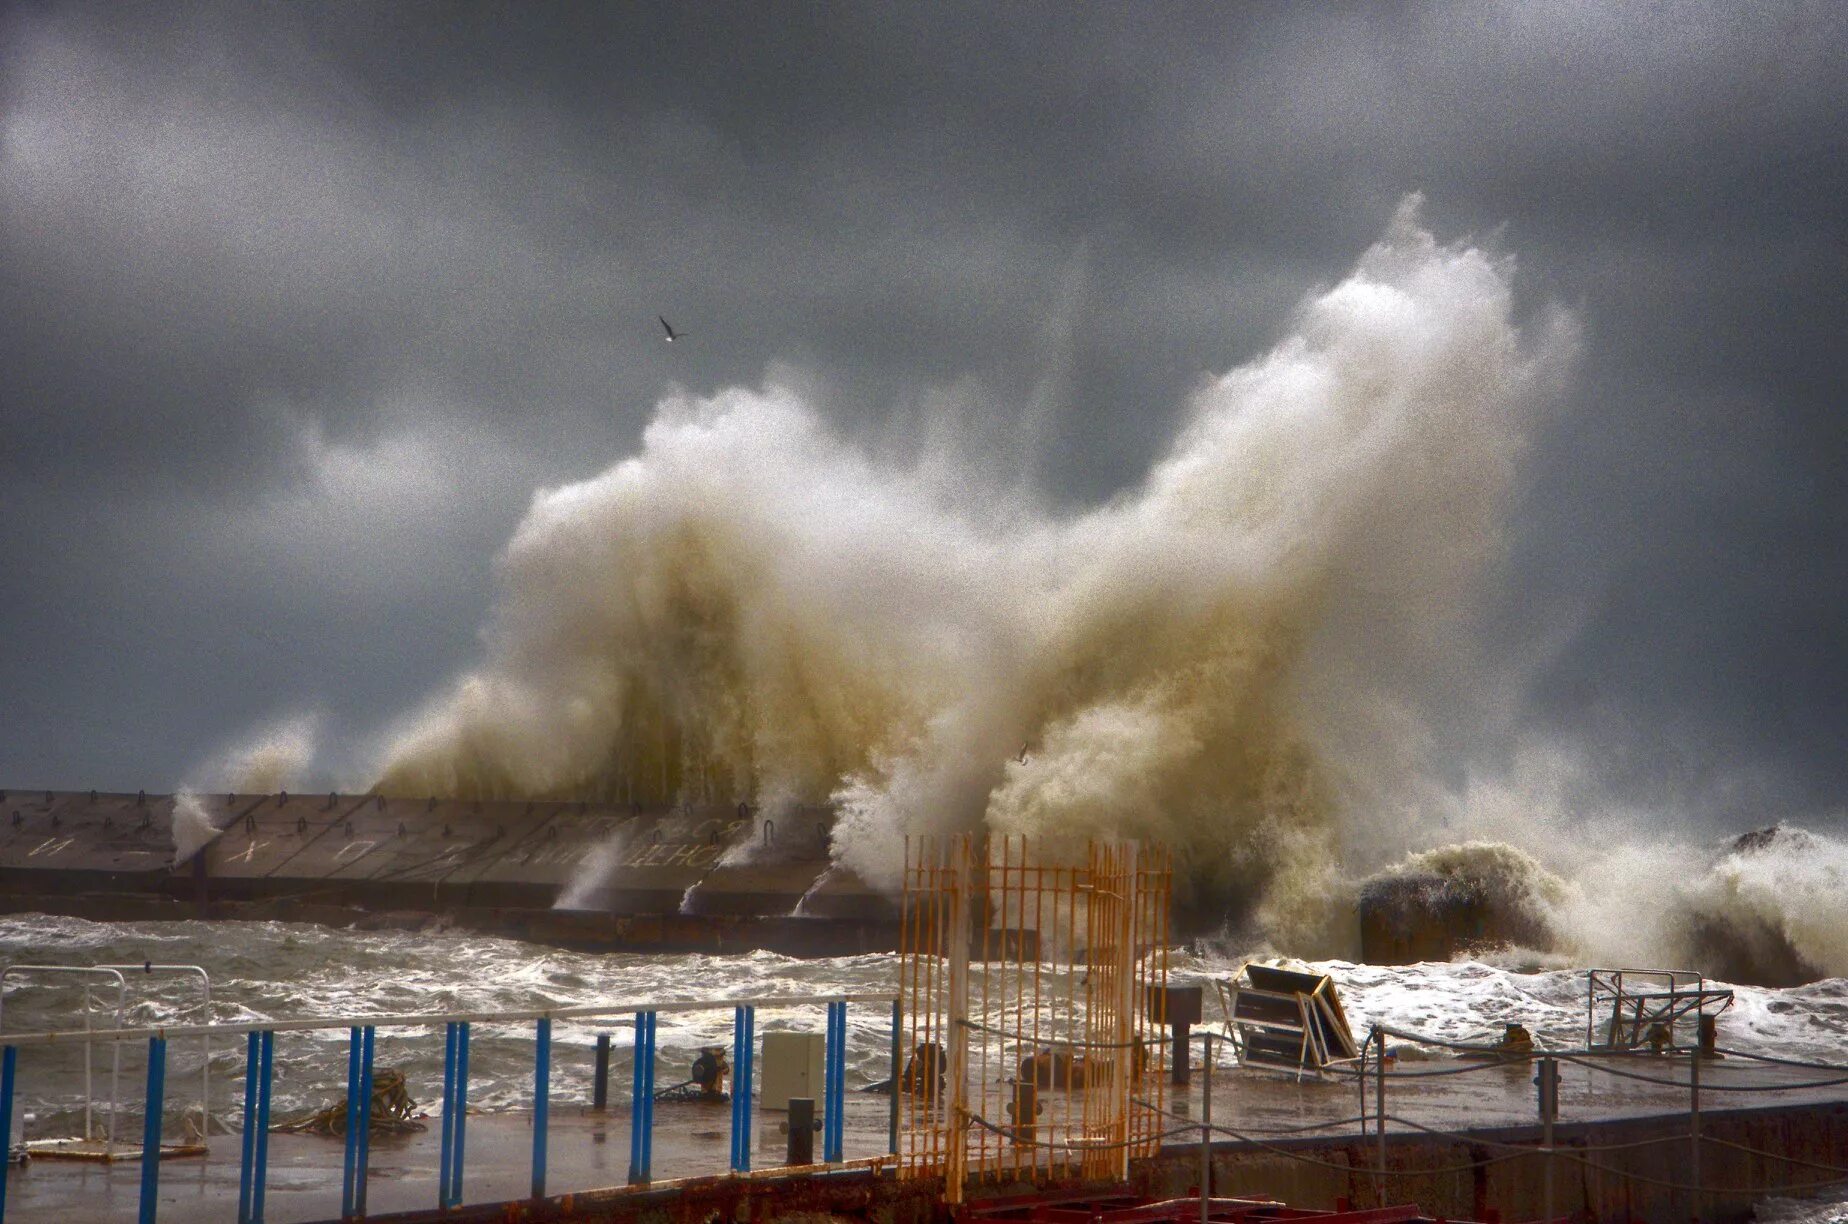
[8,1050,1842,1222]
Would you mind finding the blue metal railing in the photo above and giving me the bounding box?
[0,991,894,1224]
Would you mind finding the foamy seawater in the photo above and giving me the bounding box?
[5,914,1846,1129]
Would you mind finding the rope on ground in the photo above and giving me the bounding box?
[1554,1052,1848,1092]
[270,1068,425,1136]
[1716,1046,1848,1074]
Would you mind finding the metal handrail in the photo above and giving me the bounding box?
[0,990,898,1048]
[1,988,899,1224]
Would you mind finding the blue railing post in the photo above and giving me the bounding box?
[531,1017,551,1200]
[341,1027,362,1218]
[438,1022,457,1209]
[239,1033,259,1224]
[888,997,901,1156]
[1,1045,16,1224]
[730,1005,755,1172]
[253,1031,273,1224]
[823,1001,846,1162]
[628,1011,656,1184]
[354,1026,375,1217]
[140,1035,167,1224]
[446,1022,470,1208]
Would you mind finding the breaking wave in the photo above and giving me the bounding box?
[369,195,1580,946]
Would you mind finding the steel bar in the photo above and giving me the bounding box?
[592,1032,610,1112]
[447,1023,469,1208]
[239,1032,259,1224]
[531,1017,550,1199]
[139,1035,166,1224]
[1,1046,15,1224]
[354,1026,375,1217]
[253,1031,272,1223]
[887,997,901,1157]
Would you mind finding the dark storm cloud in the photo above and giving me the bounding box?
[1,1,1843,823]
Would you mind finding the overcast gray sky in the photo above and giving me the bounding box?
[2,2,1843,833]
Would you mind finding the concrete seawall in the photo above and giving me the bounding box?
[0,788,897,953]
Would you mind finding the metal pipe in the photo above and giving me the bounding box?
[139,1035,166,1224]
[532,1017,551,1199]
[448,1023,470,1207]
[824,1001,845,1162]
[887,998,901,1158]
[1374,1027,1386,1208]
[629,1011,651,1185]
[1198,1031,1212,1224]
[1,1046,16,1224]
[239,1032,259,1224]
[592,1032,610,1112]
[254,1030,272,1224]
[355,1026,375,1217]
[1690,1043,1702,1220]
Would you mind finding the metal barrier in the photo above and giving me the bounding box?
[1154,1017,1848,1216]
[0,990,896,1224]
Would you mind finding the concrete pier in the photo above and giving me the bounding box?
[0,790,897,954]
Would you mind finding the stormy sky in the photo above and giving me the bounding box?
[1,2,1843,834]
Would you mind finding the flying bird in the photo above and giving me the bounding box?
[1016,743,1030,764]
[659,316,688,343]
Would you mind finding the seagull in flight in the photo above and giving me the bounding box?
[659,316,688,343]
[1016,743,1031,765]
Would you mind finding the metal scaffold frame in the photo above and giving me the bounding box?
[897,834,1171,1202]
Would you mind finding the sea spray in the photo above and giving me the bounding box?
[169,789,221,865]
[372,197,1575,945]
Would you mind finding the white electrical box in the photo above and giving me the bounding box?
[758,1031,826,1111]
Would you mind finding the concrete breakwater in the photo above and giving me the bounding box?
[0,789,897,955]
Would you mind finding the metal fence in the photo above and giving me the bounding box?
[0,990,898,1224]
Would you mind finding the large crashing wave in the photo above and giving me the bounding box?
[374,198,1574,941]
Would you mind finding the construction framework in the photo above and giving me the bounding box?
[897,834,1171,1202]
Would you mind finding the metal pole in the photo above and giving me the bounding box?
[1374,1028,1386,1208]
[1199,1031,1212,1224]
[824,1001,846,1163]
[354,1026,374,1218]
[239,1033,259,1224]
[253,1030,272,1224]
[887,997,901,1157]
[139,1035,166,1224]
[593,1033,610,1112]
[448,1023,469,1208]
[645,1012,658,1176]
[1690,1044,1702,1221]
[1538,1055,1557,1224]
[532,1017,550,1200]
[1,1046,16,1224]
[629,1011,651,1185]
